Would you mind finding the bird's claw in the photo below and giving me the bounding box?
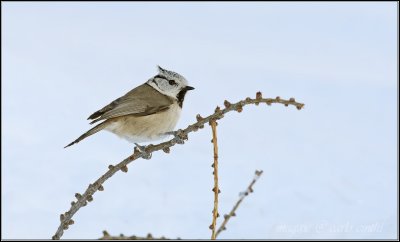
[134,143,152,159]
[165,129,187,144]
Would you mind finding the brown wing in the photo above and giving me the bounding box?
[88,83,173,124]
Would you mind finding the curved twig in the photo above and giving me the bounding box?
[99,230,177,240]
[52,92,304,240]
[215,170,264,238]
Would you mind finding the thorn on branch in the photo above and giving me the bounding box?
[75,193,82,199]
[224,100,231,108]
[276,96,281,101]
[98,185,104,191]
[236,104,243,113]
[60,214,65,222]
[108,165,114,170]
[121,165,128,173]
[212,187,221,193]
[296,103,305,110]
[87,195,93,202]
[162,147,170,153]
[255,91,262,105]
[256,91,262,100]
[196,114,204,122]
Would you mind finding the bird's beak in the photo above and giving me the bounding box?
[185,86,195,91]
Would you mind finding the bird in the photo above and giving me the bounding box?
[65,66,194,148]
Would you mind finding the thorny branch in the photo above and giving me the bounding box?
[52,92,304,240]
[99,230,178,240]
[209,119,219,239]
[215,170,264,238]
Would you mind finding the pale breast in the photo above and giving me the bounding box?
[104,103,182,143]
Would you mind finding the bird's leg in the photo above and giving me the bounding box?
[134,143,152,160]
[164,129,187,144]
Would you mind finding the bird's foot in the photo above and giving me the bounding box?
[165,129,188,144]
[134,143,152,160]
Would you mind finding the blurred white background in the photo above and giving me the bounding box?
[2,2,397,239]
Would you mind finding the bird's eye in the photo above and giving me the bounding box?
[168,80,176,85]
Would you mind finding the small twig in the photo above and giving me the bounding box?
[215,170,264,238]
[99,230,177,240]
[53,92,304,240]
[209,119,219,239]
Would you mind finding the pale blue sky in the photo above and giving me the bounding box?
[2,2,398,239]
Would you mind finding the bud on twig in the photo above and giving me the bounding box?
[162,147,170,153]
[224,100,231,108]
[121,166,128,173]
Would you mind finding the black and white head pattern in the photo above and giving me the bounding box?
[147,66,193,107]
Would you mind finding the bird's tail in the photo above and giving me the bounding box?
[64,120,109,148]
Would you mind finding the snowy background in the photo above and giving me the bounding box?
[2,2,398,239]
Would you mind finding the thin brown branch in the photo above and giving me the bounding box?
[99,230,177,240]
[52,92,304,240]
[209,119,219,239]
[215,170,264,238]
